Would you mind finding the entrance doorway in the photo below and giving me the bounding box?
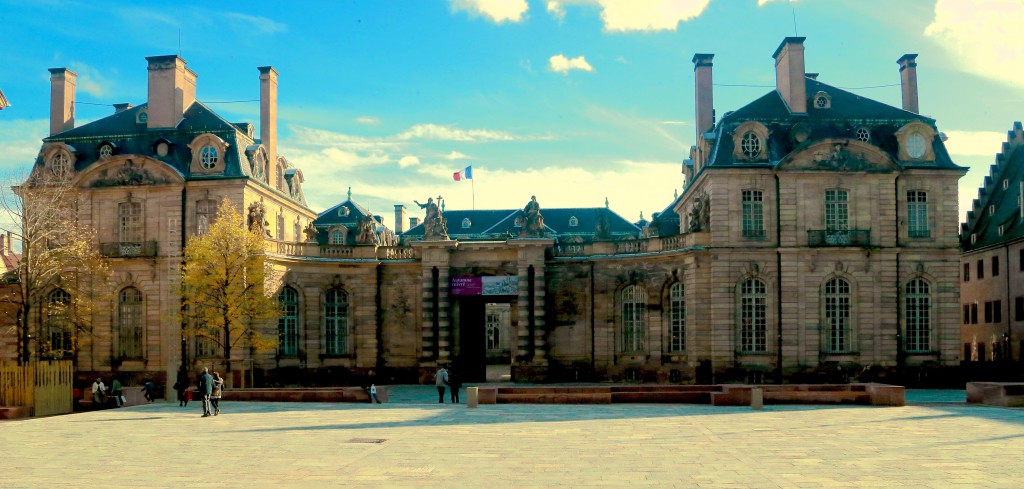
[454,297,514,382]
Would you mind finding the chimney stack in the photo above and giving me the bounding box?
[48,68,77,136]
[409,217,420,230]
[898,54,919,114]
[146,55,196,129]
[114,103,133,114]
[394,204,407,234]
[692,53,715,142]
[773,37,807,114]
[259,66,279,186]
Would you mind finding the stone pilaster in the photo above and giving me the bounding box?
[510,238,553,366]
[411,240,457,364]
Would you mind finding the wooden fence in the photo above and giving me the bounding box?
[0,361,73,417]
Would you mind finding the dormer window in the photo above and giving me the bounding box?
[855,128,870,143]
[462,218,472,229]
[136,111,148,124]
[1003,179,1009,190]
[812,91,831,110]
[906,133,927,159]
[338,206,350,217]
[200,146,218,169]
[989,205,995,216]
[741,132,761,159]
[155,141,169,157]
[98,143,114,160]
[50,152,71,177]
[896,121,938,162]
[569,216,579,227]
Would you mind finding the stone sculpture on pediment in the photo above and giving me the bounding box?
[414,195,448,240]
[355,215,380,245]
[302,222,319,242]
[90,159,165,187]
[687,193,710,233]
[247,201,271,237]
[519,195,546,238]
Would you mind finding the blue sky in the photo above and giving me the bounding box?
[1,0,1021,230]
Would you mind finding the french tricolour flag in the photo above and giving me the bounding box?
[453,165,473,181]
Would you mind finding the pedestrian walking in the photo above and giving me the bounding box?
[434,366,448,403]
[199,367,213,417]
[369,383,380,404]
[110,377,123,407]
[448,370,461,404]
[174,368,190,407]
[141,379,156,402]
[211,372,224,415]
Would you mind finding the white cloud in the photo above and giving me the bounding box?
[68,61,114,98]
[757,0,798,6]
[355,116,381,125]
[547,0,711,32]
[223,12,288,34]
[396,123,540,142]
[450,0,529,23]
[944,130,1007,157]
[925,0,1024,88]
[398,155,421,168]
[549,54,594,75]
[660,120,691,126]
[0,119,47,173]
[445,151,470,160]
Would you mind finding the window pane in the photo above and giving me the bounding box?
[742,190,764,238]
[669,283,685,351]
[621,285,647,353]
[740,279,767,353]
[117,287,144,359]
[324,289,349,355]
[824,278,851,353]
[905,279,930,352]
[278,287,299,356]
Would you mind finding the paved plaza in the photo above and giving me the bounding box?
[1,387,1022,488]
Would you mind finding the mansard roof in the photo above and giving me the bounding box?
[706,78,962,172]
[401,207,640,242]
[961,121,1024,252]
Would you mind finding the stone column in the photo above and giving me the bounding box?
[411,240,457,364]
[509,238,553,366]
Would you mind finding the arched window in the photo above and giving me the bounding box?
[117,287,144,359]
[740,279,767,353]
[200,146,218,169]
[44,289,72,358]
[278,287,299,356]
[569,216,579,228]
[621,285,647,353]
[118,201,143,243]
[740,132,761,159]
[906,279,931,352]
[824,278,851,353]
[324,289,349,355]
[669,282,685,352]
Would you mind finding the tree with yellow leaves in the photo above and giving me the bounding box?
[180,198,278,373]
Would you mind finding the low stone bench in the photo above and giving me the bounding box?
[222,386,388,403]
[610,391,714,404]
[967,382,1024,407]
[711,384,903,407]
[496,392,612,404]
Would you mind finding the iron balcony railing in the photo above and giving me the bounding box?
[99,241,159,258]
[807,229,870,247]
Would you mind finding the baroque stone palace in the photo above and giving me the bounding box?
[10,38,966,387]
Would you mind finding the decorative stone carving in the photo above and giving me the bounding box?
[302,222,318,242]
[91,159,165,187]
[414,195,448,240]
[247,201,270,237]
[687,193,710,232]
[356,215,380,245]
[519,195,546,238]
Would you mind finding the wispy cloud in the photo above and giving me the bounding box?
[944,130,1008,157]
[546,0,711,32]
[758,0,798,6]
[925,0,1024,89]
[395,123,548,142]
[224,12,288,34]
[445,151,470,160]
[549,54,594,75]
[0,119,47,173]
[355,116,381,125]
[398,155,421,168]
[67,60,114,98]
[450,0,529,23]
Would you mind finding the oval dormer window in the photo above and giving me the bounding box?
[462,218,472,229]
[155,141,169,157]
[906,133,926,159]
[740,132,761,159]
[50,152,71,177]
[200,146,218,169]
[855,128,870,143]
[98,144,114,160]
[569,216,579,227]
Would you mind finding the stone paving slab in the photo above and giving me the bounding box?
[1,389,1021,488]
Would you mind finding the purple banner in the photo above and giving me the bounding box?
[450,276,518,296]
[450,276,482,296]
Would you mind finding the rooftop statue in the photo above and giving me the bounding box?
[519,195,546,238]
[414,195,448,240]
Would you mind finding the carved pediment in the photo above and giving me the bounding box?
[73,155,183,188]
[776,139,899,173]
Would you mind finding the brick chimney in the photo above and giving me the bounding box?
[898,54,919,114]
[48,68,77,136]
[145,55,197,129]
[409,217,420,230]
[259,66,279,187]
[773,37,807,114]
[394,204,407,234]
[692,53,715,140]
[113,103,133,114]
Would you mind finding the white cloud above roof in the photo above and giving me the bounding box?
[546,0,710,32]
[925,0,1024,89]
[549,54,594,74]
[450,0,529,23]
[398,155,421,168]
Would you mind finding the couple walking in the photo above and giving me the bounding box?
[434,366,462,403]
[196,367,225,417]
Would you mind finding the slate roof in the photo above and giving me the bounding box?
[961,122,1024,252]
[706,77,962,172]
[312,199,386,246]
[401,207,640,242]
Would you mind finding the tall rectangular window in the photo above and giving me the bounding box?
[742,190,764,238]
[277,287,299,356]
[971,303,978,324]
[977,260,984,279]
[195,199,216,236]
[963,263,970,282]
[994,300,1002,323]
[905,279,931,352]
[1020,249,1024,271]
[985,301,993,323]
[825,189,849,232]
[824,278,852,353]
[993,256,1000,276]
[963,304,970,324]
[740,279,767,353]
[117,287,144,359]
[118,201,143,243]
[1016,297,1024,321]
[669,283,685,351]
[907,191,929,238]
[324,289,349,355]
[621,285,647,353]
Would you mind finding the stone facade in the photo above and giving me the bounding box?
[8,38,969,387]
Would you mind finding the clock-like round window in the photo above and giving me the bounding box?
[51,152,70,177]
[815,96,828,108]
[155,141,169,157]
[906,133,926,159]
[740,132,761,159]
[99,144,114,160]
[200,146,218,169]
[855,128,870,143]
